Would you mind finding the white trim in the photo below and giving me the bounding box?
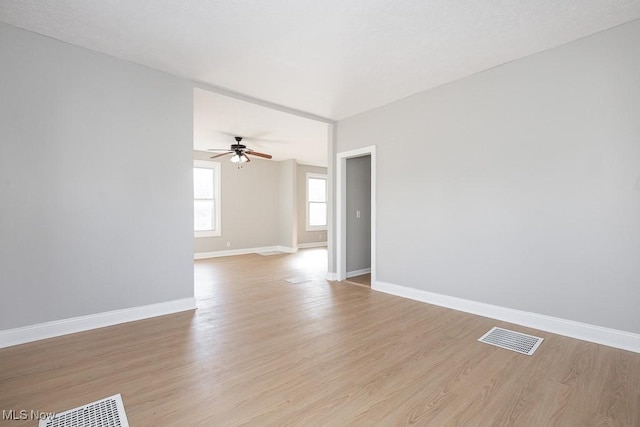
[298,241,328,249]
[326,272,338,281]
[0,297,196,349]
[193,159,220,168]
[346,268,371,278]
[276,245,298,254]
[373,281,640,354]
[195,246,277,259]
[336,146,376,283]
[194,230,221,238]
[305,172,328,231]
[193,160,221,238]
[194,245,299,259]
[326,124,336,283]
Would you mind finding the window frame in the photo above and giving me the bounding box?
[193,160,221,238]
[306,172,328,231]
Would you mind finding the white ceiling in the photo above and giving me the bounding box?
[1,1,639,120]
[194,89,328,167]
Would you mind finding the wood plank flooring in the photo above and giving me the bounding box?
[1,248,639,426]
[345,273,371,288]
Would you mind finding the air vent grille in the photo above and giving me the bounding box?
[40,394,129,427]
[285,277,314,284]
[478,327,543,356]
[256,251,284,256]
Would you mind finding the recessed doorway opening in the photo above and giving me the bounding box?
[336,146,376,285]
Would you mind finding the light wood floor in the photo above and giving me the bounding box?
[1,248,639,426]
[345,273,371,288]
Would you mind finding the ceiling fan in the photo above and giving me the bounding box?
[207,136,273,164]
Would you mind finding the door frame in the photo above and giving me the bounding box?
[336,145,376,283]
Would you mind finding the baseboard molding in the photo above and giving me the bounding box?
[347,268,371,278]
[195,245,307,260]
[195,246,280,259]
[0,297,196,349]
[374,281,640,354]
[298,241,328,249]
[326,272,338,281]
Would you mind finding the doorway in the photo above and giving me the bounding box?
[336,146,376,285]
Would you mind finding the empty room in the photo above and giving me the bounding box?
[1,1,639,426]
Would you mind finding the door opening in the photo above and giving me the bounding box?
[336,146,376,285]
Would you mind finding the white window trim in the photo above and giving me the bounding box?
[194,160,221,238]
[306,172,328,232]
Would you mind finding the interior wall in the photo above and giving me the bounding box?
[297,164,328,245]
[336,20,640,333]
[0,23,194,330]
[193,156,327,254]
[278,159,297,249]
[346,156,371,274]
[193,151,280,253]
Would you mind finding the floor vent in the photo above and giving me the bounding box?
[285,277,315,284]
[478,327,543,356]
[40,394,129,427]
[257,251,284,256]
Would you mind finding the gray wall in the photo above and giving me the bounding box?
[346,156,371,273]
[0,23,194,330]
[193,151,280,253]
[337,20,640,333]
[297,164,328,245]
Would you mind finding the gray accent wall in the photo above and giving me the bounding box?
[346,156,371,273]
[337,20,640,333]
[297,164,328,245]
[0,23,194,330]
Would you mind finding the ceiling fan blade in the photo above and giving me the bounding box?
[247,151,272,159]
[243,154,251,162]
[210,151,233,159]
[207,148,233,152]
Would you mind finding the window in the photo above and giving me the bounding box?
[306,173,327,231]
[193,160,221,237]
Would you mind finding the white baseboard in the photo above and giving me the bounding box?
[326,272,338,281]
[0,297,196,349]
[347,268,371,278]
[195,245,304,260]
[195,246,280,259]
[374,281,640,354]
[298,241,328,249]
[276,245,298,254]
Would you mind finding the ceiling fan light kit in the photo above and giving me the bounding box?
[208,136,272,168]
[230,154,248,164]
